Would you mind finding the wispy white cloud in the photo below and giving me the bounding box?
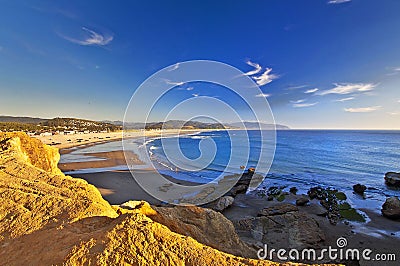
[255,93,271,98]
[287,85,308,90]
[192,93,199,97]
[335,97,355,102]
[319,83,376,95]
[328,0,351,4]
[344,106,381,113]
[243,60,278,86]
[385,67,400,76]
[244,61,262,76]
[252,68,278,86]
[290,99,306,104]
[387,112,399,116]
[164,79,185,86]
[304,88,319,94]
[186,87,194,91]
[293,102,318,108]
[60,27,113,46]
[168,63,180,72]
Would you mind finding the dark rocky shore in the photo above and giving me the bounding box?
[202,169,400,265]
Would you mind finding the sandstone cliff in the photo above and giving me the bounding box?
[0,133,328,265]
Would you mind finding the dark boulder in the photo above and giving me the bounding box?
[289,187,298,195]
[353,184,367,195]
[229,184,248,197]
[209,196,235,212]
[296,196,309,206]
[385,172,400,187]
[382,197,400,220]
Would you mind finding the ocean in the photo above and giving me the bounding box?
[61,130,400,212]
[143,129,400,212]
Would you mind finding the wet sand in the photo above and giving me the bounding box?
[61,132,204,205]
[59,150,144,172]
[69,170,200,205]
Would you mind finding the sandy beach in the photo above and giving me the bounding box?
[34,129,203,150]
[69,170,201,205]
[58,128,216,204]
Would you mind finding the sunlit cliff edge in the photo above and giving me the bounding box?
[0,132,336,265]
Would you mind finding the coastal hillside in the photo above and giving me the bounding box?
[0,116,121,133]
[226,122,290,130]
[145,120,226,130]
[0,116,48,124]
[106,119,290,130]
[0,132,316,265]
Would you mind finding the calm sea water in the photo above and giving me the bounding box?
[148,130,400,211]
[61,130,400,212]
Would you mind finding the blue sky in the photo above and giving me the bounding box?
[0,0,400,129]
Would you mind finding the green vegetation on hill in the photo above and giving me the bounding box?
[0,116,121,133]
[41,117,121,132]
[0,122,41,132]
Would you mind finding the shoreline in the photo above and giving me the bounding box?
[57,128,209,173]
[58,130,399,215]
[35,129,210,151]
[224,191,400,264]
[58,130,400,264]
[58,150,144,172]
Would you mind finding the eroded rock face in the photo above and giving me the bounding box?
[235,203,325,250]
[382,197,400,220]
[0,132,117,239]
[151,204,257,258]
[0,133,298,265]
[1,132,62,175]
[385,172,400,187]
